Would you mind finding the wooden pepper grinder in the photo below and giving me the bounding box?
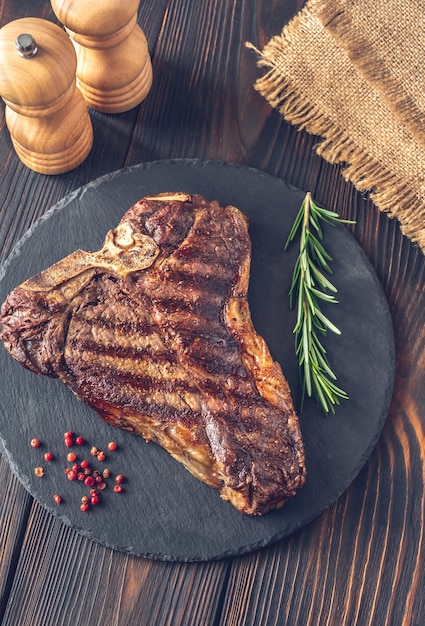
[50,0,153,114]
[0,17,93,175]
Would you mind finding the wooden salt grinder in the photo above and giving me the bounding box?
[50,0,153,114]
[0,18,93,175]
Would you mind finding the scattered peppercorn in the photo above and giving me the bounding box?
[32,430,128,512]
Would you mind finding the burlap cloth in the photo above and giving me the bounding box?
[250,0,425,253]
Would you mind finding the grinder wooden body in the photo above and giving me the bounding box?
[0,17,93,175]
[51,0,153,114]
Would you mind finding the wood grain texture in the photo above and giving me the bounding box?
[0,456,32,618]
[1,501,229,625]
[0,0,424,625]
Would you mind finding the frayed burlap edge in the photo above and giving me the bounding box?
[310,0,425,147]
[247,41,425,254]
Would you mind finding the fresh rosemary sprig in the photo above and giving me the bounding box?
[284,192,354,416]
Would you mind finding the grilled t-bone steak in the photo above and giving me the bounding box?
[0,192,306,515]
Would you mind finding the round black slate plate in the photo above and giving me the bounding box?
[0,159,395,561]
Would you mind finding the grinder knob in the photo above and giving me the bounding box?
[15,33,38,58]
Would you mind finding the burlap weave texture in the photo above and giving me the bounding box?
[251,0,425,253]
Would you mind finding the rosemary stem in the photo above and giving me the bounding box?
[285,192,351,416]
[303,192,312,233]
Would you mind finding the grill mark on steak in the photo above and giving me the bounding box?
[0,192,306,515]
[72,312,157,340]
[74,338,176,364]
[69,338,258,406]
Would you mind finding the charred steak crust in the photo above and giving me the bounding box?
[0,192,306,515]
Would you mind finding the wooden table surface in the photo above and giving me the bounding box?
[0,1,424,624]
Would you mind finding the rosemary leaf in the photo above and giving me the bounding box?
[308,260,338,292]
[310,286,338,303]
[314,309,342,335]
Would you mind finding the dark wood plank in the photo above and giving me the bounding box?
[0,457,32,619]
[0,0,55,25]
[126,0,304,166]
[0,0,424,625]
[1,501,229,626]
